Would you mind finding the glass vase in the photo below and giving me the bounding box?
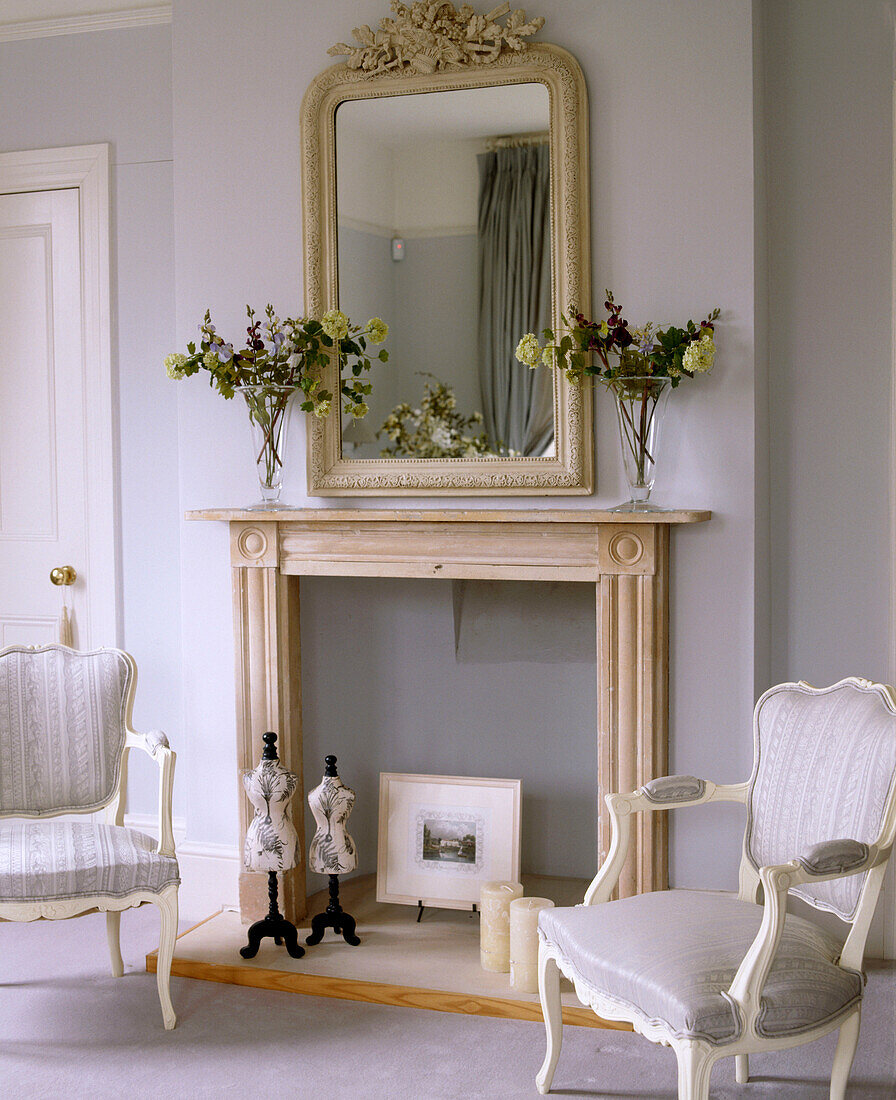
[237,384,296,509]
[609,375,672,512]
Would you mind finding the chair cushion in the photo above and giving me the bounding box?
[538,890,863,1044]
[0,821,179,903]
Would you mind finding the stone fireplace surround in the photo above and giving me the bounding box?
[190,508,710,922]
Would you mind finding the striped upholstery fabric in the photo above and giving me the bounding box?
[0,821,179,902]
[0,647,131,815]
[747,682,896,921]
[539,891,863,1043]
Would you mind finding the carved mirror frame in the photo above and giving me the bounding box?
[301,35,592,495]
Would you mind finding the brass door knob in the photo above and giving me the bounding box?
[50,566,77,586]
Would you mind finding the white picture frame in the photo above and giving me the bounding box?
[377,772,522,910]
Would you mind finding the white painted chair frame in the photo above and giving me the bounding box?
[0,647,179,1029]
[537,678,896,1099]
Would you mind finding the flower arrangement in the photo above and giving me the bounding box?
[514,290,719,390]
[164,305,388,505]
[164,304,388,419]
[378,374,495,459]
[516,292,721,510]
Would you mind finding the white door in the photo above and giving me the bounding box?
[0,187,90,648]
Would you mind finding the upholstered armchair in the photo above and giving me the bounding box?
[536,677,896,1099]
[0,644,180,1029]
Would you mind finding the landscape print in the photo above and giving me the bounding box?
[422,817,476,863]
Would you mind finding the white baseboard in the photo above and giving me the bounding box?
[125,814,239,922]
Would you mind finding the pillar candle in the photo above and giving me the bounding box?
[509,896,554,993]
[480,880,524,972]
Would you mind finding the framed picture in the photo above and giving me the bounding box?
[377,772,522,910]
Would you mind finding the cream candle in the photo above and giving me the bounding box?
[509,896,554,993]
[480,880,524,972]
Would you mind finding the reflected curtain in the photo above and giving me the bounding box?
[477,144,553,456]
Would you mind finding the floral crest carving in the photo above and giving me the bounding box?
[328,1,545,75]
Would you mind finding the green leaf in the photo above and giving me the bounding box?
[378,349,389,361]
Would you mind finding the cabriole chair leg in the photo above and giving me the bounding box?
[676,1040,713,1100]
[106,910,124,977]
[829,1008,861,1100]
[155,885,178,1030]
[735,1054,749,1083]
[536,948,562,1095]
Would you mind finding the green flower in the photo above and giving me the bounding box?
[366,317,389,344]
[351,402,369,419]
[515,333,541,368]
[321,309,349,340]
[202,350,218,369]
[683,332,716,374]
[164,353,187,380]
[313,399,332,419]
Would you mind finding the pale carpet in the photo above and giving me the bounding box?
[1,906,894,1099]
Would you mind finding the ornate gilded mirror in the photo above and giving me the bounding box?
[301,4,592,494]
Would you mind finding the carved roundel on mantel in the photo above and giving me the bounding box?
[237,527,269,563]
[607,531,644,568]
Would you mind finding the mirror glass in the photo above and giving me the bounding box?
[335,84,554,461]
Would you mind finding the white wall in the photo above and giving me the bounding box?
[173,0,758,898]
[0,24,183,824]
[764,0,894,687]
[761,0,896,955]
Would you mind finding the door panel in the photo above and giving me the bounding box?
[0,188,87,647]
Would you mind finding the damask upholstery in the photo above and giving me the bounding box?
[797,839,870,877]
[0,644,179,1030]
[538,890,863,1043]
[641,775,706,803]
[747,682,896,920]
[0,820,180,902]
[0,647,131,815]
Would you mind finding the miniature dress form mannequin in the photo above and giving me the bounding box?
[305,755,360,946]
[239,732,304,959]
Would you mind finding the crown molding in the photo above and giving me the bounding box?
[0,5,171,43]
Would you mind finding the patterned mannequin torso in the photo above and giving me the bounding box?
[308,759,358,876]
[243,753,300,873]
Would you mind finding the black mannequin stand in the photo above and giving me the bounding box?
[305,873,360,946]
[240,870,305,959]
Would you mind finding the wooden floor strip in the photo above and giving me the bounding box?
[148,950,627,1030]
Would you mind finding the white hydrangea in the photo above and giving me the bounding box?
[682,332,716,374]
[430,424,453,450]
[203,350,218,369]
[313,399,332,419]
[321,309,349,340]
[164,353,187,380]
[515,333,541,368]
[366,317,389,344]
[350,402,369,419]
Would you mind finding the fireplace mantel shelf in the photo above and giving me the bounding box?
[188,507,710,523]
[191,506,710,922]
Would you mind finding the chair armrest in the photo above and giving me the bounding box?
[796,838,870,876]
[124,729,177,857]
[727,842,880,1034]
[641,774,707,804]
[582,777,750,905]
